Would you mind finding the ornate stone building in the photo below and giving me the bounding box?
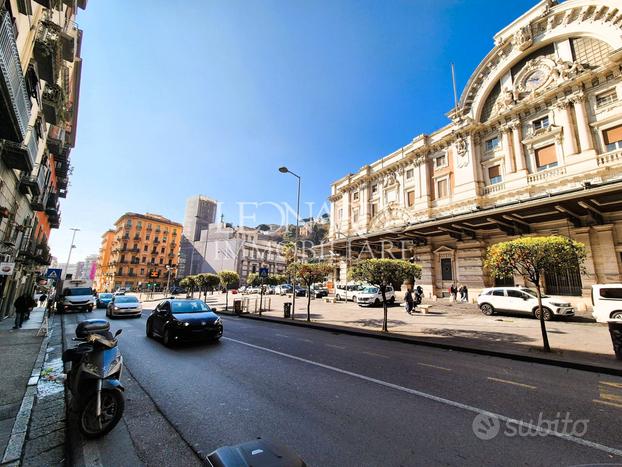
[327,0,622,305]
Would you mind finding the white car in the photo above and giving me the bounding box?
[335,284,364,302]
[106,295,142,318]
[356,285,395,307]
[477,287,575,321]
[591,284,622,323]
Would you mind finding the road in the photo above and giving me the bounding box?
[61,304,622,466]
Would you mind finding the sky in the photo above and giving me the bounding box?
[48,0,539,266]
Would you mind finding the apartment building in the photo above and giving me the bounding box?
[0,0,86,317]
[179,195,218,276]
[96,213,182,291]
[326,0,622,306]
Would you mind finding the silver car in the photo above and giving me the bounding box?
[106,295,142,318]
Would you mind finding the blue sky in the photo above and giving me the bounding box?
[49,0,538,265]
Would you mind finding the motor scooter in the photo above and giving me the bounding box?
[62,319,124,438]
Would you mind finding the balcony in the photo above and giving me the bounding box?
[0,127,35,172]
[47,125,65,155]
[34,19,61,84]
[0,10,31,143]
[527,166,567,184]
[31,189,49,211]
[42,84,64,125]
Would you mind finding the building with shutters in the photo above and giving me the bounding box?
[95,213,182,292]
[0,0,86,318]
[325,0,622,306]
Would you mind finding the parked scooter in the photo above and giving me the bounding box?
[414,285,423,306]
[62,319,124,438]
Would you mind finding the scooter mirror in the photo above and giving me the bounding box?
[115,329,123,337]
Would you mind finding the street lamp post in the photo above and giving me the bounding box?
[279,166,300,320]
[64,228,80,280]
[165,265,173,296]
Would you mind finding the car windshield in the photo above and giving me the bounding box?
[521,289,549,298]
[64,287,93,296]
[99,293,113,299]
[115,296,139,303]
[171,300,210,313]
[363,287,379,294]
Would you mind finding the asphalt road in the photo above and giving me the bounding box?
[62,306,622,466]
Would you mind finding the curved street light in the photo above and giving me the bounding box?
[278,166,301,320]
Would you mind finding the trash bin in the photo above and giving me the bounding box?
[609,320,622,360]
[233,299,242,314]
[283,302,292,318]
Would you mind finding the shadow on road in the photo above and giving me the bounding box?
[349,318,409,328]
[421,327,536,344]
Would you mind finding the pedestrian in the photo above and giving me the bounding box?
[13,293,34,329]
[450,284,457,302]
[458,285,464,302]
[39,292,47,307]
[463,284,469,303]
[404,286,415,315]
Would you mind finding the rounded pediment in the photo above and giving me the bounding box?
[457,0,622,124]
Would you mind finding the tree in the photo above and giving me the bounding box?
[203,273,220,295]
[288,262,333,321]
[349,259,422,332]
[180,276,197,297]
[282,242,296,266]
[218,270,240,311]
[246,273,260,287]
[196,273,220,299]
[484,235,586,352]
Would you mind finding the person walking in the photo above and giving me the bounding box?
[450,284,457,302]
[404,286,415,315]
[13,293,34,329]
[38,292,47,308]
[463,284,469,303]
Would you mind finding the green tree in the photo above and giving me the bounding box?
[246,273,261,287]
[203,273,220,296]
[484,235,586,352]
[288,262,333,322]
[180,275,197,297]
[218,270,240,311]
[349,259,422,332]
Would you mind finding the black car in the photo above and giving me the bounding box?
[146,299,222,346]
[170,286,186,295]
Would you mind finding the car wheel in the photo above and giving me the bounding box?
[146,320,153,338]
[610,311,622,320]
[163,328,173,347]
[480,303,495,316]
[534,307,553,321]
[388,296,395,304]
[374,298,380,306]
[336,294,342,301]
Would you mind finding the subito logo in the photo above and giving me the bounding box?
[472,413,501,440]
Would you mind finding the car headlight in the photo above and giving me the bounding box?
[550,302,570,307]
[113,306,120,311]
[214,318,222,326]
[176,321,190,327]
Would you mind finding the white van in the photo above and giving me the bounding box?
[591,284,622,323]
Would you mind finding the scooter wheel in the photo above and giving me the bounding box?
[79,389,124,438]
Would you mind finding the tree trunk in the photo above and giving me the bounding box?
[381,289,388,332]
[536,284,551,352]
[307,288,311,322]
[225,290,229,311]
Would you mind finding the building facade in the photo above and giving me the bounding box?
[0,0,85,318]
[192,222,288,285]
[180,195,218,276]
[96,213,182,291]
[327,0,622,306]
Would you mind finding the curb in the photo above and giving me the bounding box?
[1,318,52,464]
[219,311,622,377]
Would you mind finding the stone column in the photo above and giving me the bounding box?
[571,93,594,152]
[510,120,526,171]
[501,126,515,173]
[555,100,578,156]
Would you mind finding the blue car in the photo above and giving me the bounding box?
[96,293,114,309]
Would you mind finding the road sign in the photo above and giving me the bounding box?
[45,268,62,280]
[259,267,269,278]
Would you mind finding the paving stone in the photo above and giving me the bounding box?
[22,427,64,458]
[28,420,65,440]
[22,445,65,467]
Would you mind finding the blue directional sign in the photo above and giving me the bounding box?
[259,267,269,278]
[45,268,62,280]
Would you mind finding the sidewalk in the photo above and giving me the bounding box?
[0,308,66,465]
[200,293,622,374]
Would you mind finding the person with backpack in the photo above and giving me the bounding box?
[13,293,35,329]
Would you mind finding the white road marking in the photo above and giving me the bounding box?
[418,363,452,372]
[325,344,346,350]
[275,334,289,338]
[362,351,389,359]
[487,377,536,390]
[297,338,313,343]
[223,336,622,458]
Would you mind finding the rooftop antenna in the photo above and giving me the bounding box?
[451,63,459,111]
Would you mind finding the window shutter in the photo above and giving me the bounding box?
[535,144,557,167]
[488,165,501,179]
[407,190,415,206]
[603,125,622,145]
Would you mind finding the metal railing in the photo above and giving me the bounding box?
[0,10,31,140]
